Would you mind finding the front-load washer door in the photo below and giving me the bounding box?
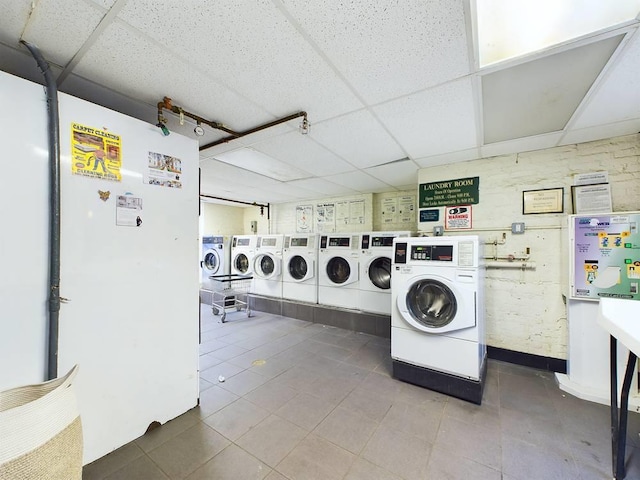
[367,256,392,290]
[254,253,281,279]
[203,248,221,275]
[288,255,313,282]
[234,253,250,274]
[326,256,358,286]
[397,275,474,333]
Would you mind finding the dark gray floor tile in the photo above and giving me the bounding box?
[217,369,270,396]
[236,414,307,467]
[203,398,269,441]
[243,378,299,412]
[196,385,240,417]
[135,412,199,453]
[275,392,337,431]
[340,386,394,422]
[314,406,378,454]
[362,426,431,480]
[380,400,444,444]
[147,423,230,479]
[82,442,144,480]
[437,414,501,470]
[185,444,271,480]
[502,435,579,480]
[277,434,356,480]
[103,454,169,479]
[426,444,502,480]
[343,458,402,480]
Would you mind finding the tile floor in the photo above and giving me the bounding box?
[83,306,640,480]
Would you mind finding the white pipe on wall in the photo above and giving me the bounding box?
[485,261,536,270]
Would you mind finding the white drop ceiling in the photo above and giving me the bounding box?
[1,1,639,206]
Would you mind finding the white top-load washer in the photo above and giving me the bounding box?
[391,235,486,404]
[359,231,411,315]
[282,233,318,304]
[200,235,230,290]
[252,234,284,298]
[231,235,257,278]
[318,233,360,309]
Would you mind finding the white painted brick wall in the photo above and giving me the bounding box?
[419,133,640,359]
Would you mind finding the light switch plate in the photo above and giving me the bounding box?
[512,222,525,234]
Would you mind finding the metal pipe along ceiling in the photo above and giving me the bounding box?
[156,96,308,150]
[21,40,62,381]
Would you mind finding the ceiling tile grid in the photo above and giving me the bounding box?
[116,0,363,122]
[309,109,407,168]
[250,131,357,177]
[569,29,640,129]
[283,178,360,198]
[0,0,33,45]
[373,76,478,159]
[280,0,471,104]
[321,170,396,193]
[364,159,420,188]
[22,0,106,67]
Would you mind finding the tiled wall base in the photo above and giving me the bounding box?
[247,294,391,338]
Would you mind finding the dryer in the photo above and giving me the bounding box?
[359,231,411,315]
[318,234,360,309]
[282,233,318,304]
[252,234,284,298]
[231,235,257,278]
[391,235,486,404]
[201,235,229,290]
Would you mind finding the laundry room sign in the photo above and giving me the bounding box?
[419,176,479,208]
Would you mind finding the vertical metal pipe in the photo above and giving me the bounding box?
[21,40,61,381]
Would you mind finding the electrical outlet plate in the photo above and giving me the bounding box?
[433,226,444,236]
[512,222,525,234]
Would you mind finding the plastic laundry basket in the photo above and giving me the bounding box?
[0,365,83,479]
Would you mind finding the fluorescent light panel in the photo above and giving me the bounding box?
[477,0,640,66]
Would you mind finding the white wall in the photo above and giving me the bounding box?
[417,134,640,359]
[0,71,49,390]
[201,201,245,235]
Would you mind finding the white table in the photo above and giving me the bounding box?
[598,298,640,480]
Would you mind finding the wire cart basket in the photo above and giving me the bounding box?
[209,274,253,323]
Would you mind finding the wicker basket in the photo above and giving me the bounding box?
[0,365,82,479]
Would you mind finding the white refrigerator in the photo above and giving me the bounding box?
[0,70,200,464]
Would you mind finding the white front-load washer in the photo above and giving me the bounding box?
[391,235,486,404]
[318,234,360,309]
[231,235,257,278]
[252,234,284,298]
[201,235,230,290]
[359,231,411,314]
[282,233,318,304]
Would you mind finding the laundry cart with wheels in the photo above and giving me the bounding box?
[210,274,253,322]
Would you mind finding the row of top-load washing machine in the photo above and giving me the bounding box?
[201,233,486,403]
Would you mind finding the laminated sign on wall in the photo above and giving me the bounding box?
[71,123,122,181]
[570,212,640,301]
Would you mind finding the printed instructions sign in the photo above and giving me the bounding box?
[571,213,640,301]
[71,123,122,181]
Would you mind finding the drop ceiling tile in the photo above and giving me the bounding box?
[252,131,355,177]
[322,170,393,193]
[200,158,281,189]
[414,148,480,168]
[0,43,64,86]
[73,21,274,136]
[482,34,624,144]
[282,0,471,103]
[213,148,312,182]
[373,77,478,159]
[480,133,563,159]
[117,1,363,121]
[560,119,640,146]
[0,1,32,45]
[310,110,406,168]
[364,159,419,188]
[21,0,105,67]
[285,178,360,197]
[571,30,640,129]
